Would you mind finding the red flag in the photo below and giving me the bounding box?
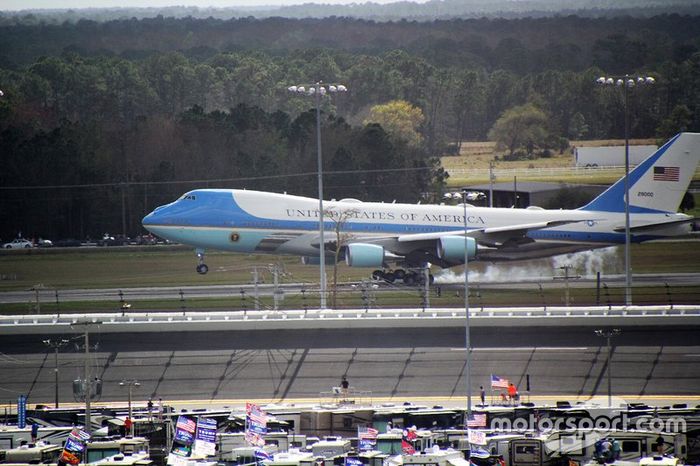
[402,440,416,454]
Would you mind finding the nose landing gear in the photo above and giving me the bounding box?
[196,249,208,274]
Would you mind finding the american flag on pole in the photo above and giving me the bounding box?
[246,403,268,429]
[491,374,509,389]
[467,413,487,428]
[70,427,91,441]
[246,403,267,446]
[358,426,379,451]
[358,426,379,439]
[653,166,680,182]
[176,416,196,433]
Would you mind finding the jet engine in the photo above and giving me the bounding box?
[437,236,477,263]
[345,243,385,267]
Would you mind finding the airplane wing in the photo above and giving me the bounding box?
[395,219,587,247]
[613,217,695,233]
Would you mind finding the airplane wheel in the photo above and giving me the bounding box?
[196,264,209,275]
[383,272,396,283]
[394,269,406,280]
[403,273,416,286]
[371,270,383,280]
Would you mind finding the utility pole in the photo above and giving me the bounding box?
[462,188,472,425]
[488,161,495,208]
[554,265,580,307]
[43,339,69,408]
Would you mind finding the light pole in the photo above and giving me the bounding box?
[287,82,348,309]
[595,328,621,407]
[43,339,69,408]
[461,188,472,424]
[119,379,140,436]
[596,75,655,306]
[71,320,101,435]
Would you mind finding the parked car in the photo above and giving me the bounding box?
[134,234,157,245]
[53,238,82,247]
[37,238,53,247]
[3,238,33,249]
[97,234,129,246]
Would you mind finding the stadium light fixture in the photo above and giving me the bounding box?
[287,82,348,310]
[596,74,655,306]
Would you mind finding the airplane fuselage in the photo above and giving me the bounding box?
[142,189,692,262]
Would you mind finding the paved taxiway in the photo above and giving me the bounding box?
[1,325,699,406]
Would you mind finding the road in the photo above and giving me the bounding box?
[1,273,698,304]
[1,324,699,407]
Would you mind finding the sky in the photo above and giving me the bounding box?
[1,0,426,11]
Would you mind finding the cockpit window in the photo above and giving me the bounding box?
[180,194,197,201]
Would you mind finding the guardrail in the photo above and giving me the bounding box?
[446,165,628,179]
[4,278,699,312]
[2,305,699,334]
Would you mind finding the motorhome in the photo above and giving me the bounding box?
[0,426,72,449]
[501,430,686,466]
[385,446,470,466]
[0,442,62,464]
[312,439,351,458]
[86,437,150,463]
[375,430,438,455]
[90,451,154,466]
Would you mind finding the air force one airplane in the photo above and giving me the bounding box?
[143,132,699,283]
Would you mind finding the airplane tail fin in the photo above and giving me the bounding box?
[579,132,700,213]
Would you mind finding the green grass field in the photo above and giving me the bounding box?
[1,241,698,313]
[1,242,699,292]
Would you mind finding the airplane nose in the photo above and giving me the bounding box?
[142,212,154,227]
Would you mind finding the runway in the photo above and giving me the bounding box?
[1,325,699,407]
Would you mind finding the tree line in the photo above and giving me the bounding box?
[3,0,699,22]
[0,13,699,241]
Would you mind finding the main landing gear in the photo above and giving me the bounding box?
[371,268,434,286]
[196,249,208,274]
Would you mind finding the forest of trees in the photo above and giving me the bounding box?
[1,12,699,241]
[4,0,700,22]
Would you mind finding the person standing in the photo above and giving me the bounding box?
[31,423,38,444]
[479,386,486,406]
[147,398,154,422]
[340,376,350,399]
[655,435,665,455]
[508,383,518,405]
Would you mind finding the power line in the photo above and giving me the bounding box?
[0,166,432,191]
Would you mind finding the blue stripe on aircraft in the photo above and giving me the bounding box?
[527,229,658,243]
[143,190,473,235]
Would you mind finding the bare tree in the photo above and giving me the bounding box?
[325,207,359,309]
